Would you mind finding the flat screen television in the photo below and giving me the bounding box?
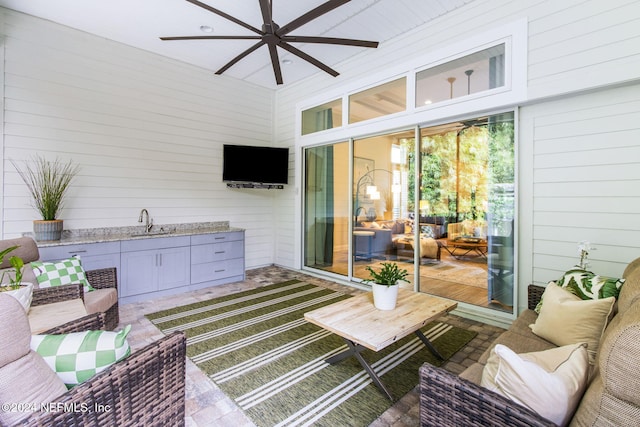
[223,144,289,185]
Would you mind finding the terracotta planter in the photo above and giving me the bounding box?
[33,219,64,241]
[1,282,34,311]
[371,282,399,310]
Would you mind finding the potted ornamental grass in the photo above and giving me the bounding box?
[365,262,409,310]
[11,155,80,241]
[0,245,32,311]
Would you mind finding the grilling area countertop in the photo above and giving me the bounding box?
[29,221,244,248]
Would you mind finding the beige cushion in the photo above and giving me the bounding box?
[459,362,484,385]
[28,299,88,334]
[0,352,68,425]
[84,287,118,315]
[0,293,67,426]
[0,237,39,269]
[572,301,640,425]
[478,330,555,365]
[481,343,589,427]
[530,284,614,363]
[0,294,32,365]
[618,266,640,314]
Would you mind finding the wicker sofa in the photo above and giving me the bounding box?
[419,257,640,426]
[0,236,119,331]
[0,293,186,427]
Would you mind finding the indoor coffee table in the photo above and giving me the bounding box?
[304,289,457,400]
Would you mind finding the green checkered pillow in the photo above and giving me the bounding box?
[30,325,131,388]
[30,256,95,293]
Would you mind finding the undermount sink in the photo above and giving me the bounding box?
[129,230,172,237]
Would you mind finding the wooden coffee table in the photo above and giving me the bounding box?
[444,238,488,259]
[304,289,457,400]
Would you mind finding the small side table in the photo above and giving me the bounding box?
[353,230,375,261]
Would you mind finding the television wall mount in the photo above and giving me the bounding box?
[226,182,284,189]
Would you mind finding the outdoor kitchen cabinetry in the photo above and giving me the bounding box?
[120,236,191,300]
[38,241,122,283]
[190,231,245,286]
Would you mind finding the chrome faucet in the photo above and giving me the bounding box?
[138,209,153,233]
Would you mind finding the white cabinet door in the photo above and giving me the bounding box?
[120,250,157,297]
[157,247,191,290]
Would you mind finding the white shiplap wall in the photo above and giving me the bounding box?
[274,0,640,311]
[0,8,281,269]
[521,82,640,285]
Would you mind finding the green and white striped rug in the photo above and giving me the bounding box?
[146,280,476,427]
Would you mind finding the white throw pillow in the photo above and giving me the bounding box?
[481,343,589,427]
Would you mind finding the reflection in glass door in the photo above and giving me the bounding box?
[352,131,414,287]
[415,113,515,312]
[303,112,515,313]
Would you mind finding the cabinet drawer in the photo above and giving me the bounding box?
[121,235,190,252]
[39,241,121,260]
[190,231,244,246]
[191,241,244,264]
[191,259,244,284]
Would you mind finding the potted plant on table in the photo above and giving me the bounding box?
[0,245,32,311]
[365,262,409,310]
[11,155,80,241]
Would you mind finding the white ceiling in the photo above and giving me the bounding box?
[0,0,476,88]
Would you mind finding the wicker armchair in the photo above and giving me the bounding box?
[7,308,187,427]
[31,267,120,330]
[1,237,119,330]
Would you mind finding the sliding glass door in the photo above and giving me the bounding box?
[303,112,515,313]
[304,142,349,276]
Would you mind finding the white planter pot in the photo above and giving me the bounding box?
[1,282,34,312]
[371,283,399,310]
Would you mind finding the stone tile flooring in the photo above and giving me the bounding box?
[119,265,505,427]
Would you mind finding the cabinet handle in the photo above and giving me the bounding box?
[159,253,163,266]
[215,237,225,240]
[70,250,87,254]
[215,269,225,273]
[215,251,225,254]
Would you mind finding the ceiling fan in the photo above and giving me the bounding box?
[160,0,379,85]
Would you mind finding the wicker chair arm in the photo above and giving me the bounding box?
[32,283,84,306]
[44,312,106,334]
[419,363,555,427]
[528,284,546,310]
[85,267,118,290]
[20,331,187,427]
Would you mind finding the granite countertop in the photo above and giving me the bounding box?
[31,221,244,247]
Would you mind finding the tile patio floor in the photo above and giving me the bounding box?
[119,265,505,427]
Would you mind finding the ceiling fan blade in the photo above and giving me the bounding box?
[160,35,262,41]
[281,36,378,48]
[278,41,339,77]
[267,44,283,85]
[185,0,263,35]
[276,0,350,36]
[216,41,265,75]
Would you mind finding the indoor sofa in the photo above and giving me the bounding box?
[419,257,640,426]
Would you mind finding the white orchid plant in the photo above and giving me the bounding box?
[577,240,592,270]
